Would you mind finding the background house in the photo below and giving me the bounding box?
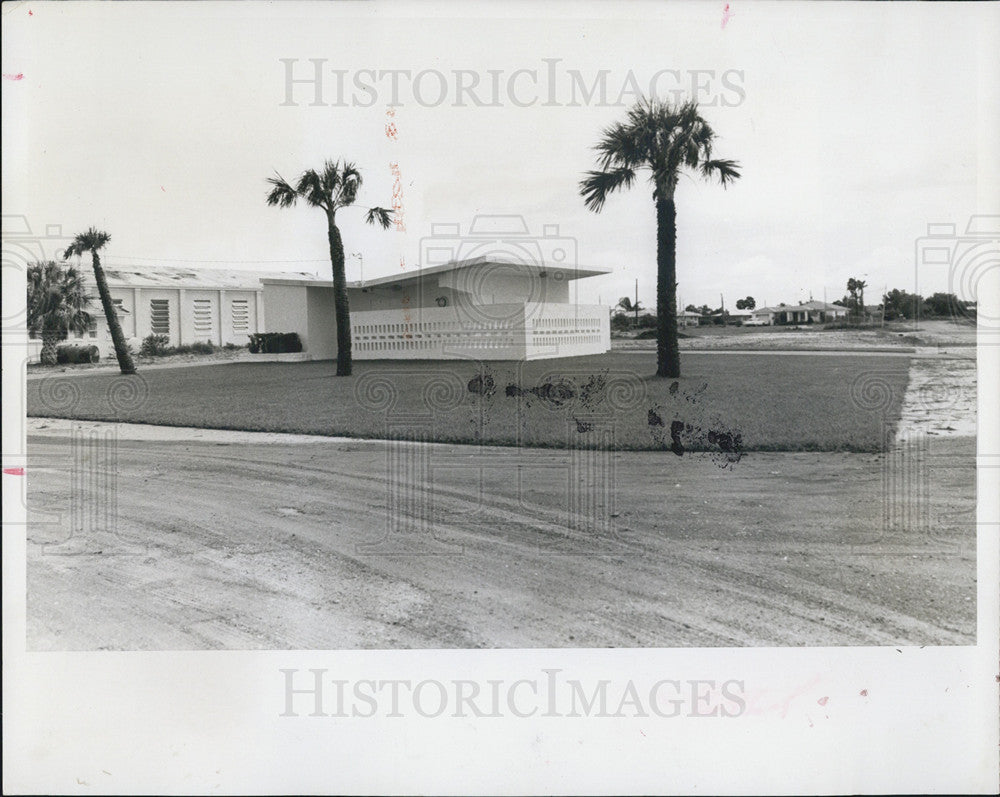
[748,301,849,326]
[678,310,701,327]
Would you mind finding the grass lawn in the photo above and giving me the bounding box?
[27,352,911,453]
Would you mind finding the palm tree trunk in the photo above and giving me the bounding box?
[327,213,352,376]
[655,194,680,378]
[40,330,59,366]
[91,252,136,374]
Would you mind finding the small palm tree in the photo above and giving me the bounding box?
[616,296,643,326]
[26,261,93,365]
[581,98,740,377]
[266,160,393,376]
[64,227,137,374]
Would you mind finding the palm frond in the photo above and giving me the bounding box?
[265,174,300,208]
[296,169,329,209]
[579,167,637,212]
[700,158,741,187]
[364,206,393,229]
[64,226,111,257]
[337,162,362,207]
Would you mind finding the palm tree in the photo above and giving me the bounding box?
[64,227,137,374]
[266,160,392,376]
[616,296,644,325]
[581,98,741,377]
[27,261,93,365]
[847,277,869,319]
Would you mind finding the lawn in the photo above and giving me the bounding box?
[26,352,911,453]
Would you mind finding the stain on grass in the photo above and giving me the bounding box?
[26,352,911,453]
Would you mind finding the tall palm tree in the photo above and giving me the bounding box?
[581,98,741,377]
[26,261,93,365]
[266,160,393,377]
[64,227,137,374]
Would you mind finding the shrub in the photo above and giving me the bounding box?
[249,332,303,354]
[140,334,171,357]
[170,341,215,356]
[55,344,100,364]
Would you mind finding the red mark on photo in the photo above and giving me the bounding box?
[385,107,398,141]
[3,467,25,476]
[721,3,734,29]
[859,689,868,697]
[390,161,406,232]
[817,696,829,706]
[3,73,25,81]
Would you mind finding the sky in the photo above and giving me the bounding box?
[3,1,998,311]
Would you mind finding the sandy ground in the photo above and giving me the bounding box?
[25,417,976,650]
[613,319,977,352]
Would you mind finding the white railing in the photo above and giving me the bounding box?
[525,303,609,360]
[350,303,609,360]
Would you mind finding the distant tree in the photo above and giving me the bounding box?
[684,304,698,312]
[27,261,93,366]
[64,228,136,374]
[847,278,869,316]
[735,296,756,310]
[923,292,970,318]
[882,289,923,320]
[616,296,644,324]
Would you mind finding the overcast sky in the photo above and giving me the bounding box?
[4,1,998,310]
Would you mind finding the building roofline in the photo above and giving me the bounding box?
[262,256,612,289]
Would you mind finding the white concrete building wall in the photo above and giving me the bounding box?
[438,266,570,306]
[306,287,339,361]
[525,303,610,360]
[222,290,259,346]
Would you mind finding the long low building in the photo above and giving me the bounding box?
[35,257,612,362]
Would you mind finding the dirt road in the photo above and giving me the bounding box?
[25,420,976,650]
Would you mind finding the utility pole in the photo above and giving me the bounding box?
[351,252,364,287]
[635,278,639,326]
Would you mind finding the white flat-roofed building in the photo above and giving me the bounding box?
[262,256,612,361]
[31,265,320,361]
[36,257,612,363]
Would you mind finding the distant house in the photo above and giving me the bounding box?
[678,310,702,327]
[748,301,849,326]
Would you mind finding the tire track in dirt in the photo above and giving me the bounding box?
[26,429,976,649]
